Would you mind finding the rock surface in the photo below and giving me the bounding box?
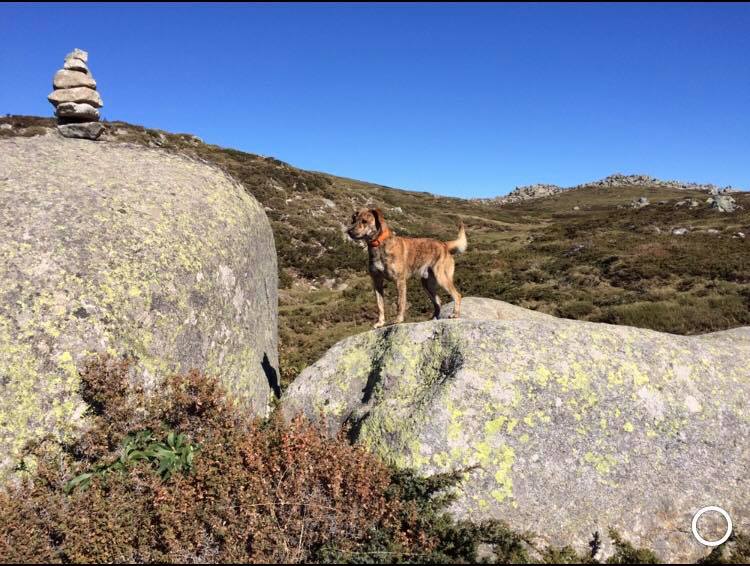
[708,194,738,213]
[281,297,750,563]
[63,58,88,73]
[631,196,650,208]
[0,135,278,478]
[48,86,103,108]
[439,296,554,322]
[66,48,88,62]
[484,183,563,205]
[53,69,96,90]
[55,102,100,121]
[56,122,105,140]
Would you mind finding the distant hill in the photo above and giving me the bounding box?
[2,116,749,384]
[478,173,744,205]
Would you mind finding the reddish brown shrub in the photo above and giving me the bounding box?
[0,355,406,563]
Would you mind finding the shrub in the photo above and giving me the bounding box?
[0,355,402,563]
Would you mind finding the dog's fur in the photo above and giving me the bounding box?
[347,208,467,327]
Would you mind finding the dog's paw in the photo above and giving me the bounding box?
[373,321,386,329]
[449,313,460,319]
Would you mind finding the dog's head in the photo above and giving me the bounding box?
[347,208,385,241]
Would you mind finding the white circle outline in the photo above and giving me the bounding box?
[691,506,733,547]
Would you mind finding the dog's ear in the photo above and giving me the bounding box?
[370,208,385,228]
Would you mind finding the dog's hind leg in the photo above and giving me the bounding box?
[421,270,441,320]
[435,258,462,318]
[372,275,386,328]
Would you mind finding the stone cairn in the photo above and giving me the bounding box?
[47,49,104,140]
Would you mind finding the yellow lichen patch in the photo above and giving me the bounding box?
[408,440,430,468]
[555,371,571,392]
[0,316,83,472]
[506,418,519,433]
[571,362,590,390]
[474,441,492,465]
[535,365,552,387]
[623,421,635,433]
[484,416,508,436]
[490,445,515,503]
[432,451,450,468]
[534,410,551,424]
[583,390,599,408]
[447,399,465,442]
[608,370,625,387]
[583,451,618,475]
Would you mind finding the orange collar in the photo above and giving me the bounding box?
[368,225,392,248]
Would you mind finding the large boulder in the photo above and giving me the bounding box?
[0,135,278,478]
[709,194,737,213]
[281,297,750,563]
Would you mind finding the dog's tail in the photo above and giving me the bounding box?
[445,222,467,254]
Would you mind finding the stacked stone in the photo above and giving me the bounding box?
[47,49,104,140]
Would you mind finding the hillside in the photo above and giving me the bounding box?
[3,115,749,386]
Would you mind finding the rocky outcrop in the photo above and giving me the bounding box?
[281,297,750,563]
[630,196,650,209]
[578,173,736,194]
[708,194,738,213]
[486,183,563,205]
[675,198,700,209]
[47,49,104,140]
[0,135,278,478]
[478,173,744,206]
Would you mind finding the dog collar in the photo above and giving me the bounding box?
[368,226,392,248]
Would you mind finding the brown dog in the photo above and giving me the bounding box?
[347,208,466,327]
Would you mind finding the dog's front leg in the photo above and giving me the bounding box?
[395,277,407,324]
[372,276,386,328]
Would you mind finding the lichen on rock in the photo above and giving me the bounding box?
[0,135,278,479]
[281,297,750,563]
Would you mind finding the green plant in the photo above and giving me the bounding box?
[64,429,197,493]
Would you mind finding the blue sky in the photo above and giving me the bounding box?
[2,3,749,198]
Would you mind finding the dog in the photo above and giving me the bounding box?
[347,208,466,327]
